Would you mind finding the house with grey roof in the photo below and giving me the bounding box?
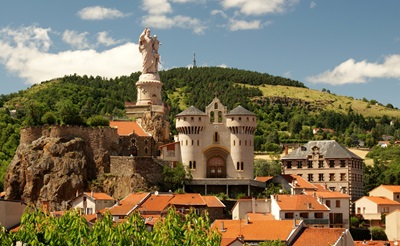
[281,140,363,212]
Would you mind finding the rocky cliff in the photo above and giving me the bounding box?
[3,126,164,211]
[4,136,91,210]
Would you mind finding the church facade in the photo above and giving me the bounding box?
[159,96,256,180]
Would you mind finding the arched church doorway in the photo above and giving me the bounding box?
[207,156,226,178]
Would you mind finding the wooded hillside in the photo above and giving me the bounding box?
[1,66,400,191]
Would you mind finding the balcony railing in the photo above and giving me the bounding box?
[303,219,330,225]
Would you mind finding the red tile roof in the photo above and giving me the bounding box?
[109,121,149,136]
[169,193,207,206]
[292,228,346,246]
[108,192,150,216]
[220,238,244,246]
[212,219,296,242]
[138,194,173,212]
[380,185,400,193]
[84,192,114,200]
[281,174,317,190]
[202,196,226,208]
[365,196,400,205]
[255,176,273,183]
[247,213,275,221]
[274,194,329,211]
[306,190,350,199]
[158,141,179,150]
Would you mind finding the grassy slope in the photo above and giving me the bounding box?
[249,84,400,118]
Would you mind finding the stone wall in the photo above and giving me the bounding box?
[110,156,136,176]
[110,156,165,187]
[20,125,120,175]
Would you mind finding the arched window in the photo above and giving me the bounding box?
[210,111,214,122]
[214,102,218,109]
[218,111,222,123]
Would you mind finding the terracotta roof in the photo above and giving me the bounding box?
[220,238,244,246]
[158,141,179,149]
[202,196,226,208]
[281,174,317,190]
[255,176,273,183]
[365,196,400,205]
[138,194,173,212]
[169,193,206,206]
[109,121,149,136]
[85,213,97,223]
[306,190,350,199]
[212,219,296,242]
[379,185,400,193]
[247,213,275,221]
[292,228,346,246]
[84,192,114,200]
[108,192,150,216]
[274,194,329,211]
[142,215,161,226]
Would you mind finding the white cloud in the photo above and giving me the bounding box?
[0,25,142,86]
[0,26,52,52]
[228,19,261,31]
[307,55,400,85]
[142,0,172,15]
[97,31,119,46]
[77,6,127,20]
[309,1,317,8]
[62,30,91,49]
[211,9,229,19]
[220,0,299,16]
[218,64,228,68]
[142,15,207,34]
[172,0,205,3]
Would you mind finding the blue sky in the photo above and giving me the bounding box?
[1,0,400,108]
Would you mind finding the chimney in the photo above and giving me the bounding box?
[284,145,289,155]
[91,190,94,197]
[220,221,226,232]
[245,214,249,224]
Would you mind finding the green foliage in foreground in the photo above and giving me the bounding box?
[0,206,221,246]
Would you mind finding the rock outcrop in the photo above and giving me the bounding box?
[4,136,90,211]
[4,125,167,211]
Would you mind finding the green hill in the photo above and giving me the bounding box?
[1,66,400,190]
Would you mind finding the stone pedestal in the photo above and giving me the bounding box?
[136,73,163,106]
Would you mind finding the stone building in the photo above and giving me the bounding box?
[159,96,265,196]
[281,140,364,212]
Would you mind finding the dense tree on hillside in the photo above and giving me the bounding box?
[363,145,400,194]
[1,67,400,192]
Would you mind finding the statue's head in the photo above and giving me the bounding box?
[145,28,151,36]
